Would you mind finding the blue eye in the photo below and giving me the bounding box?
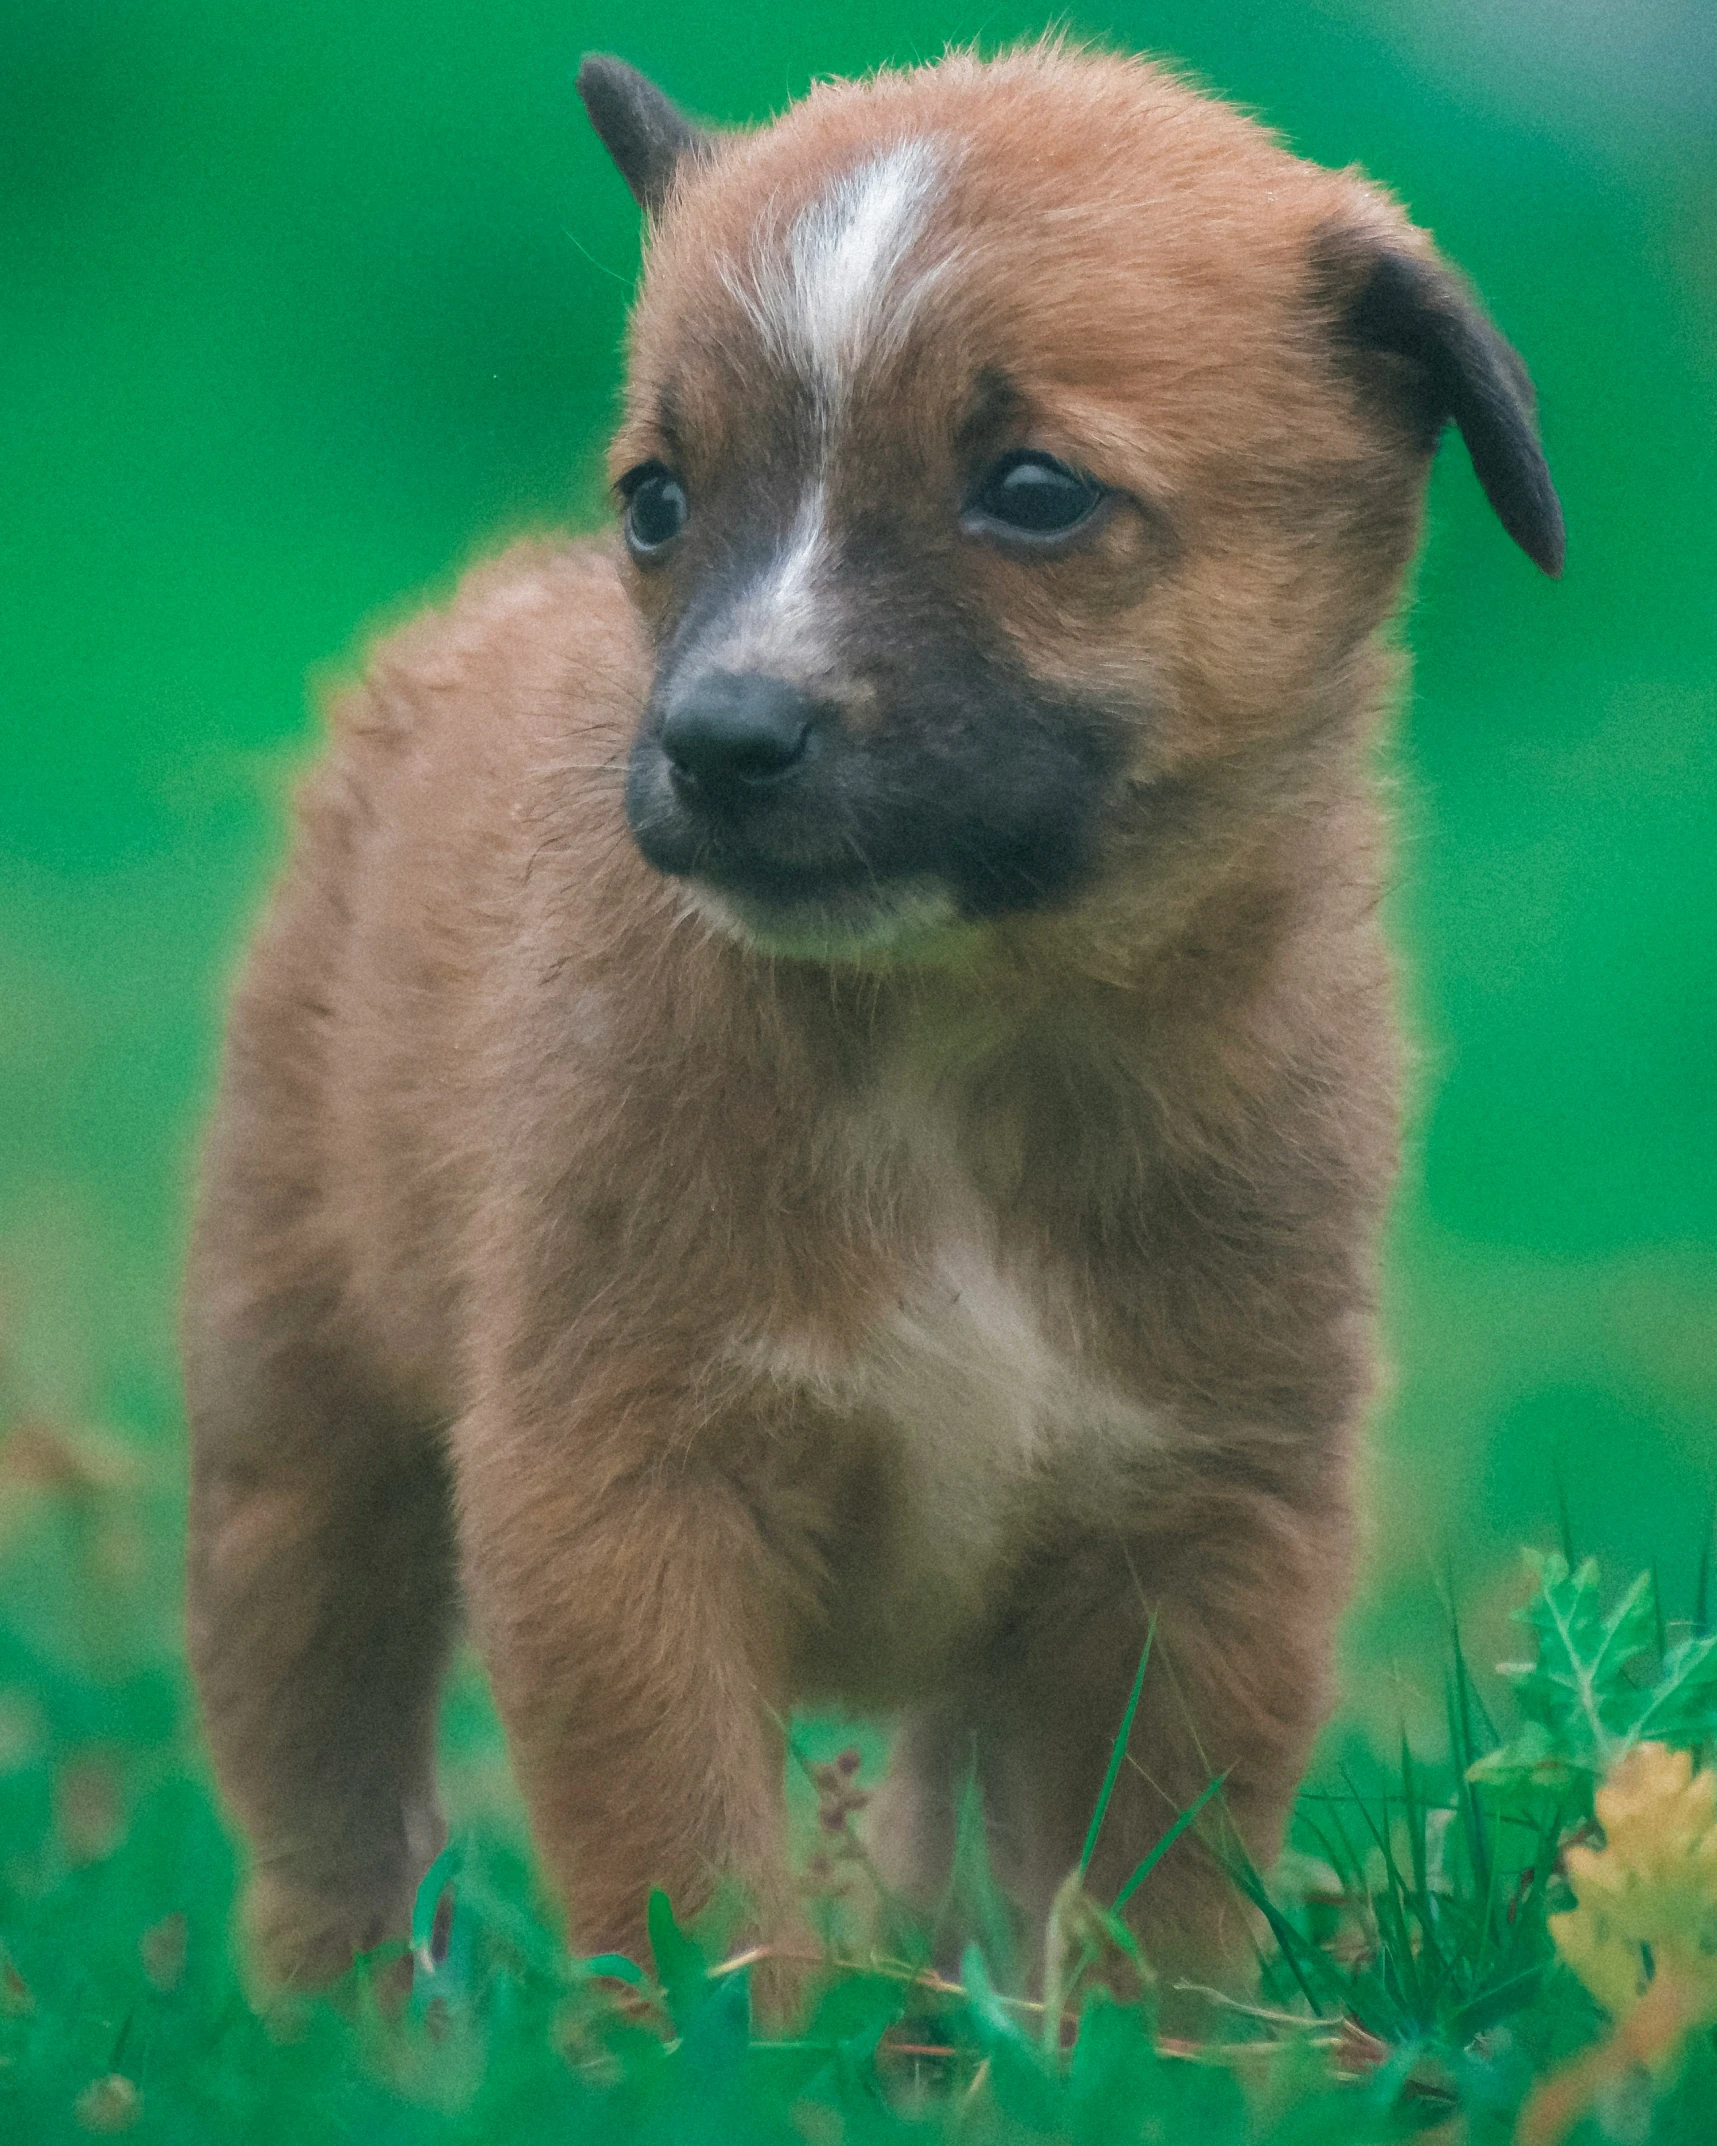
[968,451,1105,539]
[620,463,688,555]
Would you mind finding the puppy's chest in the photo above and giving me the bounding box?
[852,1236,1136,1494]
[750,1111,1164,1683]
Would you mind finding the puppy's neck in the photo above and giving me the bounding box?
[737,754,1379,1164]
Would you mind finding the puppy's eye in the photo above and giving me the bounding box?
[619,463,688,556]
[966,451,1105,541]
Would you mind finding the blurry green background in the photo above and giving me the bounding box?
[1,0,1714,1747]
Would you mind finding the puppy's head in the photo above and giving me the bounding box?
[580,47,1561,964]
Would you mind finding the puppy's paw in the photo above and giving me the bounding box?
[240,1867,414,2009]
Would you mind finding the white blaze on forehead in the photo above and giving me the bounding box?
[726,137,947,408]
[699,142,948,683]
[699,483,833,677]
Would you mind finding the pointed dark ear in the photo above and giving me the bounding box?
[1317,227,1565,577]
[577,56,709,218]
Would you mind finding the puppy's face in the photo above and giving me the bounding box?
[583,51,1560,961]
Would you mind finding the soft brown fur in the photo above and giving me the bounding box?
[184,45,1556,2016]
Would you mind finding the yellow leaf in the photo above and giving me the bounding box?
[1549,1742,1717,2044]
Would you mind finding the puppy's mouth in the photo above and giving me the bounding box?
[620,703,967,959]
[620,661,1118,962]
[628,768,972,961]
[682,876,969,962]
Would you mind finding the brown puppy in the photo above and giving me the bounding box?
[184,44,1561,2011]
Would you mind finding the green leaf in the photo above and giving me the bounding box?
[1630,1630,1717,1748]
[1465,1716,1571,1791]
[962,1945,1065,2134]
[678,1963,751,2084]
[1069,1994,1247,2146]
[647,1886,708,2025]
[959,1940,1027,2050]
[1066,1991,1149,2110]
[984,2035,1068,2133]
[1471,1554,1656,1786]
[790,2000,898,2135]
[1471,1555,1717,1806]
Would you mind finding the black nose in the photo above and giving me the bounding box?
[660,673,816,793]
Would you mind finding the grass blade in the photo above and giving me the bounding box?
[1447,1606,1494,1908]
[1554,1460,1576,1569]
[1113,1772,1226,1911]
[1079,1618,1155,1879]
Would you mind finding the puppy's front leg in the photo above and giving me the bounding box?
[456,1416,796,1975]
[978,1490,1353,2028]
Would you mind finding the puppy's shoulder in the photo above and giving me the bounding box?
[266,532,649,1036]
[333,534,642,771]
[284,534,645,951]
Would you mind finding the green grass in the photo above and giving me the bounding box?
[5,1391,1717,2143]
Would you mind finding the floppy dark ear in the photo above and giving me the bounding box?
[1318,229,1564,577]
[577,56,709,218]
